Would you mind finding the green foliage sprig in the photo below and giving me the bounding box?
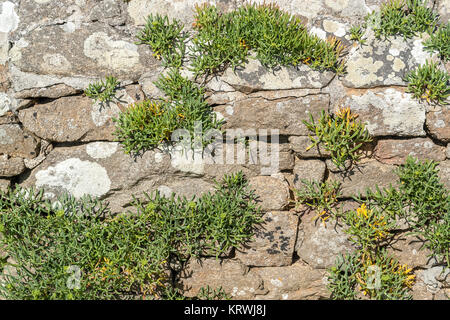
[424,22,450,61]
[84,76,120,102]
[405,60,450,104]
[349,25,366,44]
[303,107,372,170]
[136,14,187,68]
[294,179,342,223]
[0,172,261,300]
[112,69,222,155]
[367,0,438,39]
[189,3,346,77]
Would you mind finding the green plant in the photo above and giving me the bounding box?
[327,252,363,300]
[368,0,438,39]
[84,76,120,102]
[0,187,169,300]
[136,14,187,68]
[196,285,231,300]
[405,60,449,104]
[349,25,366,44]
[303,107,372,170]
[0,172,261,300]
[294,179,342,223]
[112,69,222,154]
[424,22,450,61]
[344,203,397,251]
[132,171,263,264]
[189,3,346,77]
[328,250,415,300]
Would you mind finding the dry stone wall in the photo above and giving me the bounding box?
[0,0,449,299]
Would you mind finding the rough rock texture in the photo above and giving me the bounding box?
[342,88,426,137]
[438,160,450,189]
[180,258,266,299]
[0,154,25,177]
[327,159,398,197]
[0,123,40,158]
[235,211,298,267]
[343,30,436,88]
[426,106,450,142]
[215,94,330,136]
[296,210,355,269]
[253,261,330,300]
[289,136,331,158]
[0,177,10,192]
[375,138,447,165]
[248,176,290,211]
[387,234,433,269]
[293,158,327,189]
[18,86,144,142]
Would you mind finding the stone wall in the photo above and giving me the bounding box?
[0,0,449,299]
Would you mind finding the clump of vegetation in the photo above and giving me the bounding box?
[84,76,120,103]
[303,107,372,170]
[424,22,450,61]
[366,0,438,39]
[0,172,261,300]
[344,203,396,251]
[112,69,222,155]
[136,14,187,68]
[294,179,342,224]
[327,250,415,300]
[189,3,346,77]
[349,25,366,44]
[405,60,449,104]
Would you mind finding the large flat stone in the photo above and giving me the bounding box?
[179,258,266,299]
[343,30,437,88]
[214,94,330,136]
[248,176,290,211]
[252,261,330,300]
[220,58,335,93]
[0,154,25,177]
[426,106,450,143]
[9,22,158,83]
[342,88,426,137]
[375,138,447,165]
[327,159,398,197]
[235,211,299,267]
[18,86,143,142]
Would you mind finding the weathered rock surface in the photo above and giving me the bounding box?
[248,176,290,211]
[343,30,436,88]
[18,86,143,142]
[293,159,327,189]
[253,261,330,300]
[180,258,266,299]
[9,22,158,83]
[342,88,426,137]
[220,58,335,93]
[214,94,330,136]
[426,106,450,142]
[235,211,298,267]
[327,159,398,197]
[0,177,10,192]
[0,123,40,158]
[0,154,25,177]
[387,234,432,269]
[296,210,355,269]
[374,138,447,165]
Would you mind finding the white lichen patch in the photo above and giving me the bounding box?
[35,158,111,198]
[411,38,430,65]
[344,56,384,87]
[169,146,204,175]
[41,53,72,74]
[309,26,327,40]
[86,142,118,159]
[156,185,173,198]
[322,20,346,37]
[392,57,405,72]
[84,32,140,71]
[0,92,12,116]
[0,1,19,33]
[325,0,349,11]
